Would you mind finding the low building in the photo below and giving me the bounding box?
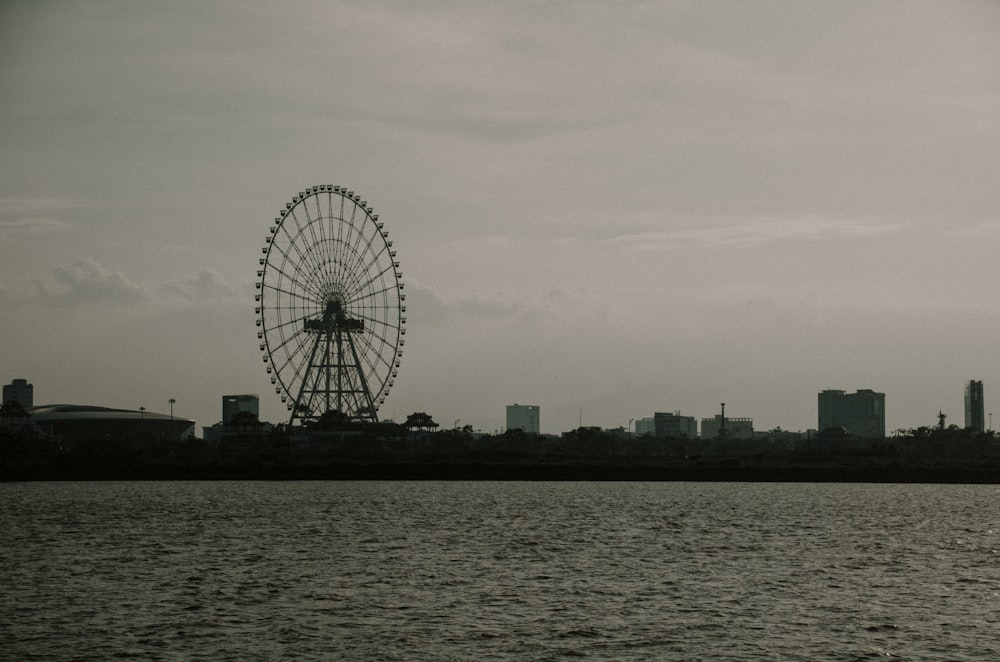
[700,415,754,440]
[205,393,271,444]
[653,411,698,438]
[222,394,259,425]
[202,419,274,445]
[634,417,655,436]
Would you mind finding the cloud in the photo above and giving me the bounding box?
[0,197,84,214]
[0,197,77,239]
[406,281,529,326]
[608,217,903,251]
[160,268,240,303]
[36,258,148,306]
[0,217,70,237]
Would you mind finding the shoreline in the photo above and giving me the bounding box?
[4,460,999,483]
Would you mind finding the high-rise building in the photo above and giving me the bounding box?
[653,411,698,438]
[222,394,259,425]
[3,379,33,408]
[965,380,985,432]
[817,389,885,438]
[506,404,540,434]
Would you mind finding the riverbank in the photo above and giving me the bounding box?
[4,459,1000,483]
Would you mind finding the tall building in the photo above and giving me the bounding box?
[222,394,259,425]
[653,411,698,438]
[817,389,885,438]
[506,404,540,434]
[3,379,33,408]
[965,380,985,432]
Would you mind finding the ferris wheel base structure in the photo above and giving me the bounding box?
[256,185,405,427]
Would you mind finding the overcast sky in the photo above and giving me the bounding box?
[2,1,999,435]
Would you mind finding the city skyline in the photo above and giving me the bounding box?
[3,374,991,439]
[2,3,999,435]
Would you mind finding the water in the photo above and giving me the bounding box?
[2,481,998,661]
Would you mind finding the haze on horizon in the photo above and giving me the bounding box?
[2,2,999,436]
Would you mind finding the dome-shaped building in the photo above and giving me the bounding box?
[28,404,195,446]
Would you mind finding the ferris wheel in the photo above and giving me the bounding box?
[256,185,405,425]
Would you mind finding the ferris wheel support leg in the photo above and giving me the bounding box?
[335,328,344,416]
[291,331,325,426]
[346,331,379,424]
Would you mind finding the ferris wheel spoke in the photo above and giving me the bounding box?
[313,238,337,292]
[339,206,374,286]
[301,200,339,290]
[271,317,311,362]
[266,242,326,302]
[313,194,329,248]
[266,319,312,361]
[331,240,361,291]
[335,234,370,283]
[351,246,390,287]
[280,212,328,291]
[341,232,384,294]
[341,259,384,299]
[365,316,401,341]
[318,196,345,288]
[301,197,324,260]
[286,207,328,280]
[332,190,345,241]
[274,218,316,277]
[325,237,351,292]
[359,239,392,274]
[358,341,391,388]
[352,281,399,305]
[299,242,335,298]
[330,220,366,291]
[340,211,379,285]
[262,283,322,310]
[278,328,316,384]
[344,261,395,302]
[271,349,304,398]
[346,324,390,367]
[316,223,340,292]
[331,199,356,282]
[349,304,396,335]
[262,275,319,304]
[269,256,323,301]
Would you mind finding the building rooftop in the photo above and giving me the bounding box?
[28,404,192,424]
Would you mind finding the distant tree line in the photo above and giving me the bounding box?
[4,408,1000,480]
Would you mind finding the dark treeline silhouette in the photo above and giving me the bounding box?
[3,414,1000,482]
